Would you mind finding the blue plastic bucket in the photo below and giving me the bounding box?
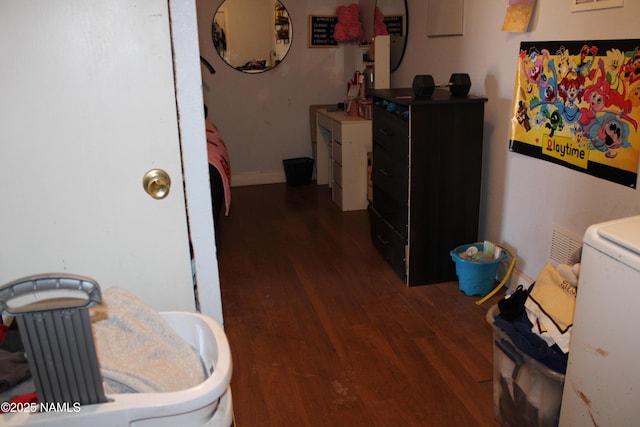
[450,243,506,296]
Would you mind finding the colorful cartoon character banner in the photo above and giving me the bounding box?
[509,39,640,188]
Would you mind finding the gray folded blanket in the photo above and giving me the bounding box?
[91,287,206,394]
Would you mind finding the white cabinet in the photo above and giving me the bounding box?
[559,215,640,426]
[316,109,372,211]
[353,35,390,93]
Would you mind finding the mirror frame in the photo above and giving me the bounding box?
[379,0,408,73]
[211,0,293,74]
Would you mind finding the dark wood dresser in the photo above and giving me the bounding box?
[369,88,488,285]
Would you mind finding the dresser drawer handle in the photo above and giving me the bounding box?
[376,234,390,245]
[379,168,392,176]
[379,128,394,137]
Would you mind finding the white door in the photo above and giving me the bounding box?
[0,0,196,312]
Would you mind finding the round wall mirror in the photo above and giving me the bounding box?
[376,0,408,72]
[212,0,292,73]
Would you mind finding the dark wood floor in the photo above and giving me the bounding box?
[216,183,502,427]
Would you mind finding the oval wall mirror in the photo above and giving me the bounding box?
[376,0,408,72]
[212,0,292,73]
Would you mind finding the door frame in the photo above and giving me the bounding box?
[170,0,223,325]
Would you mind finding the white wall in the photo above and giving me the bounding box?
[393,0,640,280]
[197,0,640,281]
[197,0,350,185]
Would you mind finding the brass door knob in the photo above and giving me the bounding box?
[142,169,171,199]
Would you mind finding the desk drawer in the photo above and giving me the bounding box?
[373,105,408,162]
[369,207,407,281]
[317,113,332,131]
[332,181,343,209]
[332,121,342,143]
[332,141,343,165]
[333,161,342,187]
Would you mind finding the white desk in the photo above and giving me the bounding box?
[316,109,372,211]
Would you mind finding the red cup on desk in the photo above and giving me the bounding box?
[348,99,359,117]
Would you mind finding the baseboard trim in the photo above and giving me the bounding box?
[511,267,535,289]
[231,169,286,187]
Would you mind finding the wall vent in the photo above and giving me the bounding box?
[548,224,583,266]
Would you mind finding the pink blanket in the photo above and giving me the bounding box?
[206,120,231,215]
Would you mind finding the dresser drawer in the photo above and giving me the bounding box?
[372,105,408,162]
[369,207,407,282]
[332,141,343,165]
[372,143,408,204]
[372,184,408,238]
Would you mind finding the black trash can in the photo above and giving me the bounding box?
[283,157,314,186]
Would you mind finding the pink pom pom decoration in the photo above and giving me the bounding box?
[374,6,389,36]
[334,4,364,43]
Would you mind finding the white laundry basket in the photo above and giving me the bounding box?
[0,274,233,427]
[2,311,233,427]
